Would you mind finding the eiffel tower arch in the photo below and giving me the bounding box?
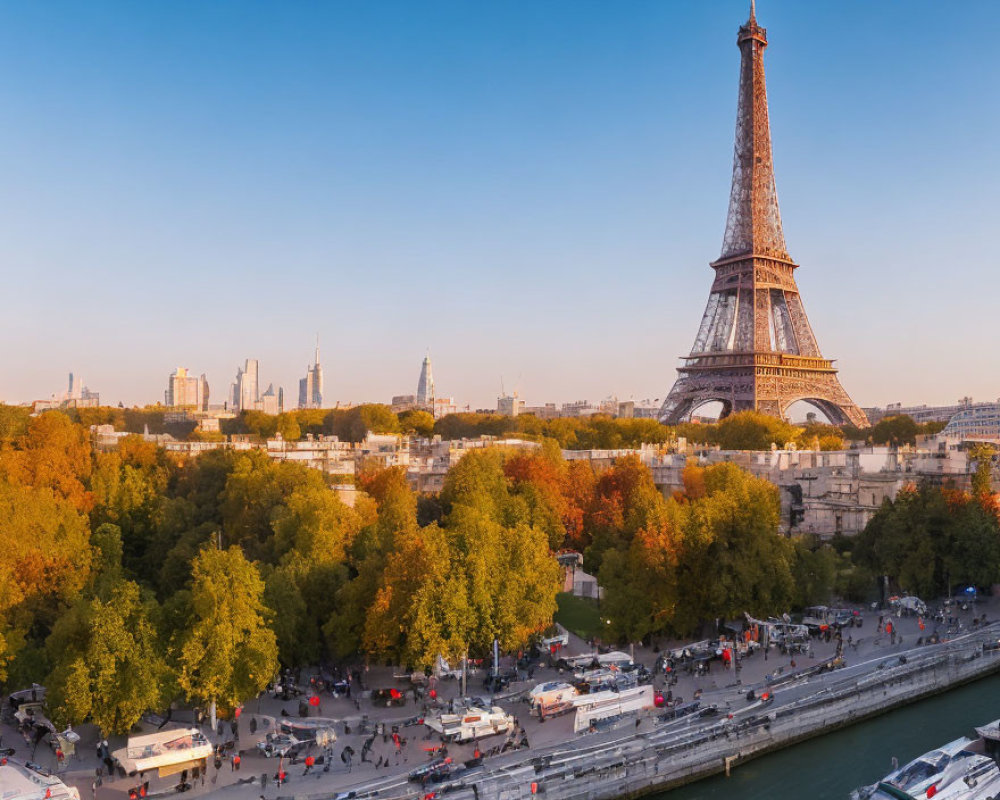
[659,3,867,429]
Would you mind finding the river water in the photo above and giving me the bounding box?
[659,674,1000,799]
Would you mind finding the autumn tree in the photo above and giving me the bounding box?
[0,404,30,444]
[359,450,561,666]
[176,547,277,718]
[0,411,94,511]
[583,455,665,574]
[0,479,92,681]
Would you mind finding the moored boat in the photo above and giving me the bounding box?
[853,719,1000,800]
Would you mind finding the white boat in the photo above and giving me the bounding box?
[853,719,1000,800]
[111,727,213,777]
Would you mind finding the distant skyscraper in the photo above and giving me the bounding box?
[497,392,523,417]
[261,383,281,415]
[416,355,434,408]
[230,359,260,412]
[298,338,324,409]
[67,372,79,400]
[165,367,209,411]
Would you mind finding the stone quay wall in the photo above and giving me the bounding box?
[341,629,1000,800]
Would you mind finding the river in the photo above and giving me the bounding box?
[659,674,1000,799]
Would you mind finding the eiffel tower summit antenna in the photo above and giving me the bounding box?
[658,4,867,428]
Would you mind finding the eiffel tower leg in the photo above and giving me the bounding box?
[771,374,869,428]
[658,371,752,424]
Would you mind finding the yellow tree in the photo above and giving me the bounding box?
[0,479,92,680]
[177,547,277,726]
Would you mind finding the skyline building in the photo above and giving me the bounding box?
[261,383,283,415]
[230,358,259,412]
[416,355,435,409]
[165,367,209,411]
[298,338,324,409]
[658,4,867,428]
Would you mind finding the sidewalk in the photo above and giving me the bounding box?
[3,595,989,800]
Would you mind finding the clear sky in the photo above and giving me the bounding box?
[1,0,998,412]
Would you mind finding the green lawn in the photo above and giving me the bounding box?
[554,592,602,641]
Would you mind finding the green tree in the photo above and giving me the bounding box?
[789,537,837,608]
[398,409,435,437]
[672,463,794,633]
[276,414,301,441]
[324,469,415,658]
[712,411,801,451]
[46,580,164,735]
[268,484,361,661]
[176,547,278,716]
[869,415,921,446]
[599,500,683,642]
[969,444,997,498]
[220,452,325,561]
[850,486,995,597]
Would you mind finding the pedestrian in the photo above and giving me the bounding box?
[234,753,241,772]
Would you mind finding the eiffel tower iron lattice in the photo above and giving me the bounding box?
[658,4,868,428]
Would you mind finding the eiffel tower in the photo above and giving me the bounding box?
[659,3,867,428]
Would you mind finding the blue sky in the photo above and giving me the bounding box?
[1,0,998,411]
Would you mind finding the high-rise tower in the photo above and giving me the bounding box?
[416,355,435,409]
[298,337,324,409]
[659,4,867,428]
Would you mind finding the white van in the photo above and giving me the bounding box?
[425,705,515,743]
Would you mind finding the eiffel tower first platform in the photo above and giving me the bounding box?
[658,3,868,429]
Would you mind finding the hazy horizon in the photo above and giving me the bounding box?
[2,0,998,412]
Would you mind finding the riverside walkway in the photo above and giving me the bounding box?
[5,598,997,800]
